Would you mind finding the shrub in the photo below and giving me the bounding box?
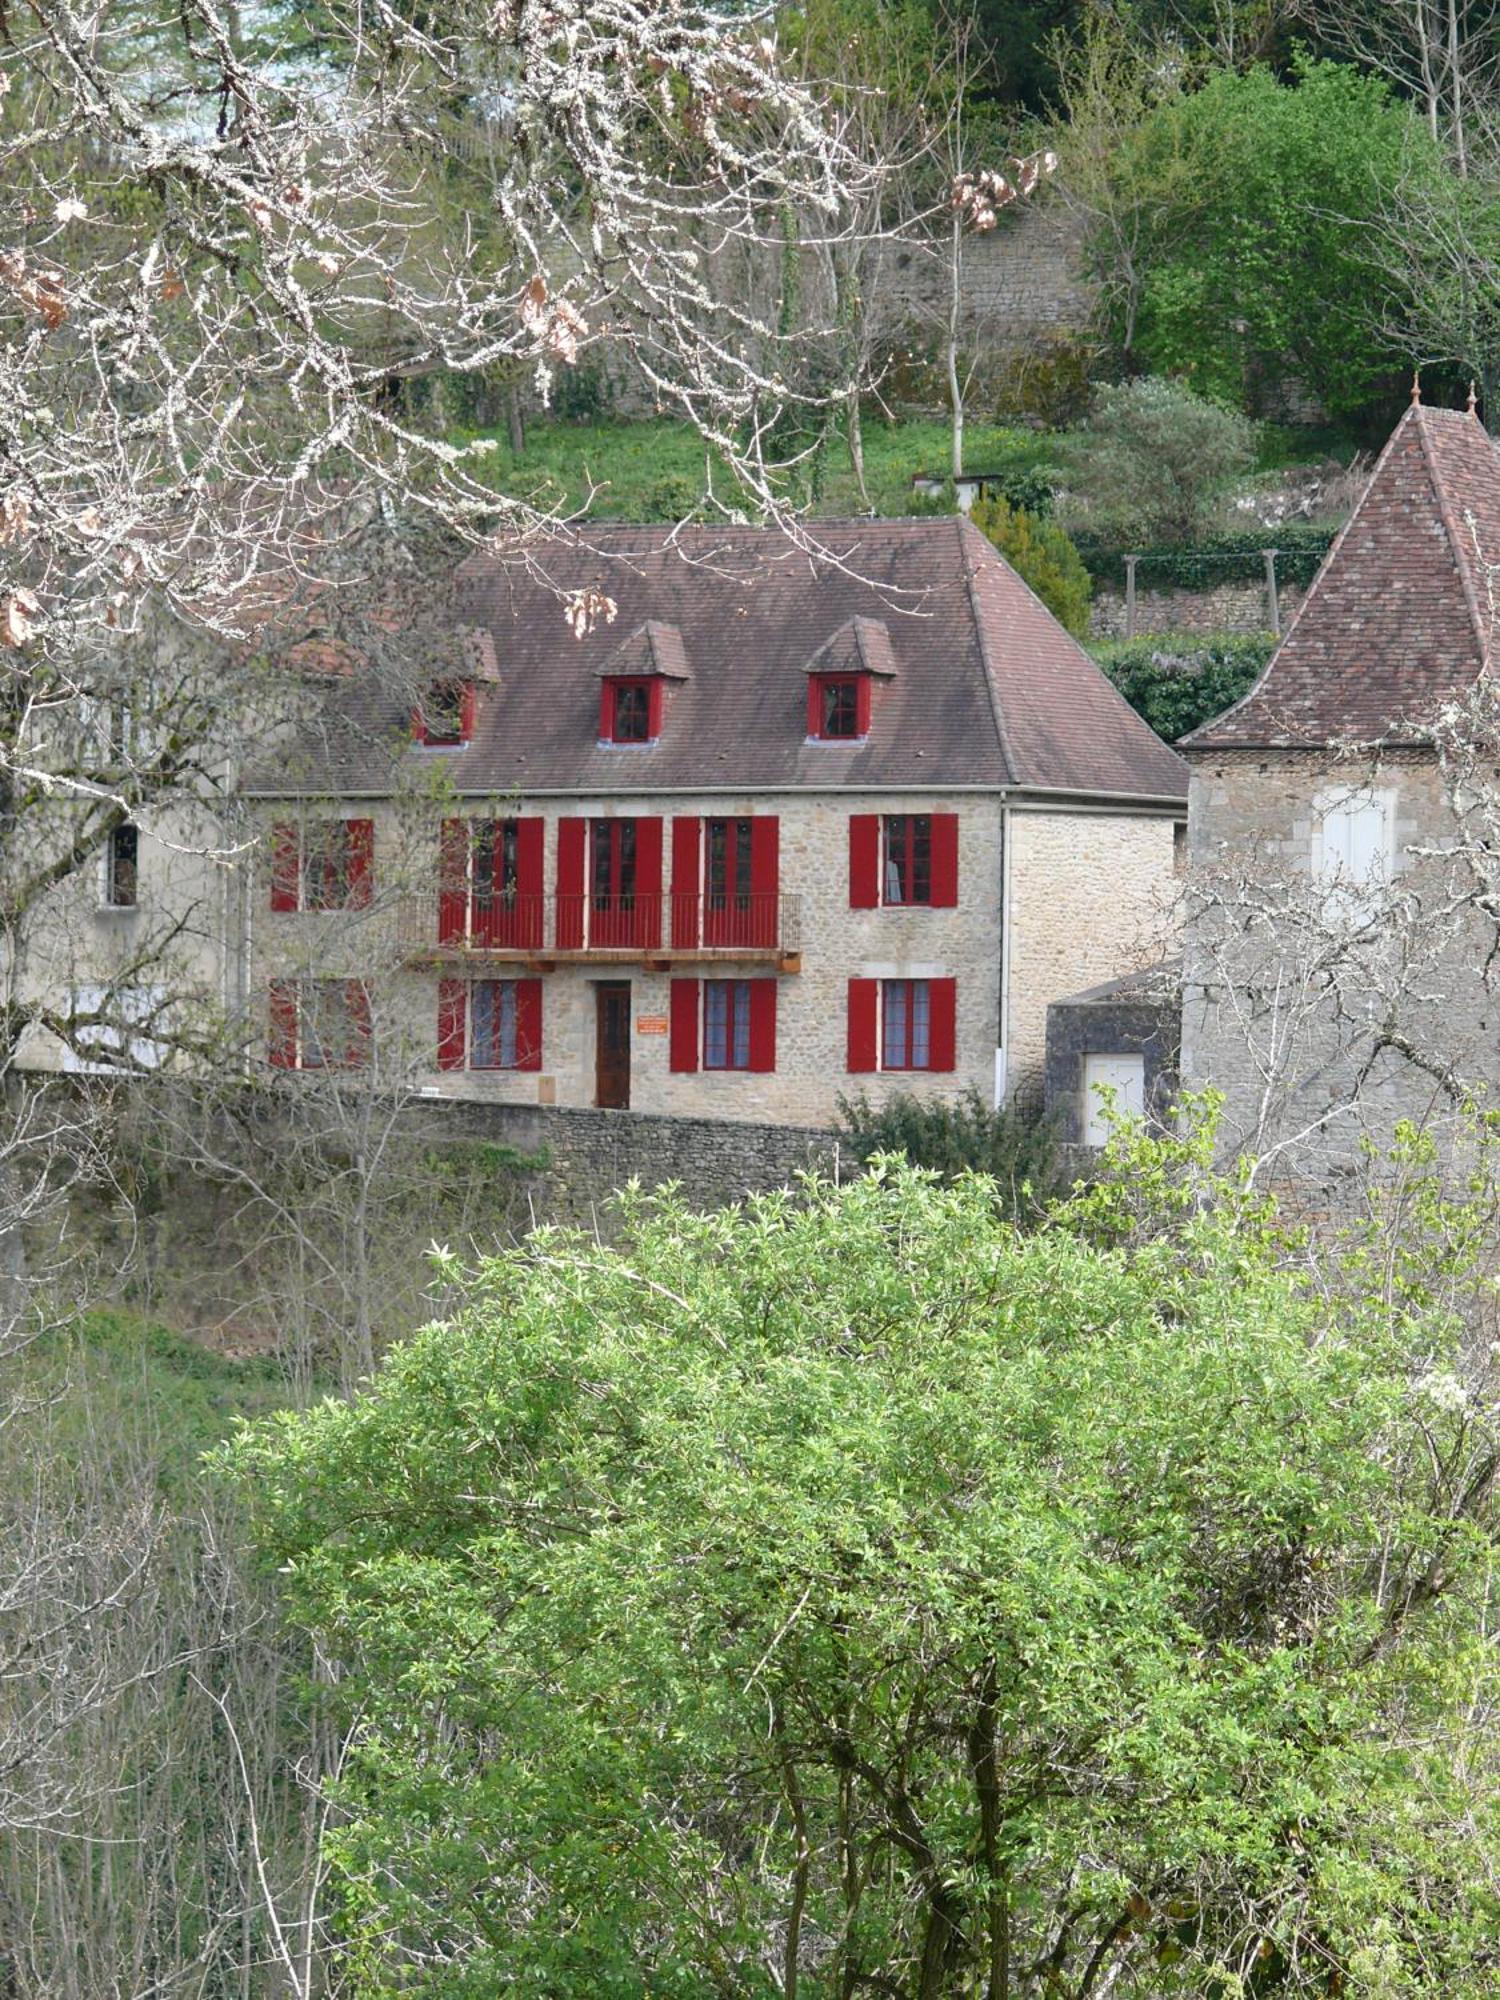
[1090,633,1272,741]
[836,1085,1060,1216]
[1063,377,1255,543]
[969,494,1093,636]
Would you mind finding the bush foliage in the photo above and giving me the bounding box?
[836,1085,1060,1214]
[969,494,1093,636]
[1092,634,1273,741]
[1063,377,1256,543]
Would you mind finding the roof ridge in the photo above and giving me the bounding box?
[954,514,1018,784]
[1414,402,1496,670]
[1182,405,1438,749]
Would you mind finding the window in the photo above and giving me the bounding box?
[850,813,958,909]
[883,815,931,906]
[1315,786,1394,918]
[846,976,956,1073]
[268,980,371,1070]
[809,673,866,741]
[436,978,542,1072]
[704,979,753,1070]
[669,975,776,1072]
[603,677,658,744]
[438,818,543,948]
[592,816,637,912]
[104,823,138,908]
[413,679,475,746]
[270,820,373,913]
[882,978,931,1069]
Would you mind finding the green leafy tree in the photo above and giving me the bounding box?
[225,1121,1499,1997]
[1122,60,1440,425]
[1064,377,1255,543]
[836,1084,1059,1214]
[970,493,1093,634]
[1092,634,1273,741]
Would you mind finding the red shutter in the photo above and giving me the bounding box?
[515,816,544,949]
[927,977,956,1072]
[671,816,701,949]
[847,977,878,1073]
[634,815,663,949]
[748,979,777,1073]
[849,815,880,909]
[806,677,821,738]
[556,817,586,948]
[670,977,699,1073]
[598,682,613,742]
[270,823,300,912]
[437,979,467,1070]
[268,980,298,1068]
[410,707,425,743]
[347,819,374,909]
[345,981,372,1067]
[515,978,543,1072]
[856,675,872,736]
[438,819,468,946]
[929,814,958,908]
[459,680,478,742]
[647,679,664,738]
[750,815,780,948]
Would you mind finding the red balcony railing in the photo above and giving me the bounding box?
[399,890,799,962]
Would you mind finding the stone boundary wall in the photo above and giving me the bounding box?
[1090,579,1307,641]
[428,1099,839,1225]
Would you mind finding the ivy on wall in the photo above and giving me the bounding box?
[1073,523,1336,592]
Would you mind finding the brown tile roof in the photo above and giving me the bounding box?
[249,518,1187,804]
[1186,404,1500,751]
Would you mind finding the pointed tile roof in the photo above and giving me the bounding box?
[1186,403,1500,750]
[594,619,690,681]
[803,615,899,679]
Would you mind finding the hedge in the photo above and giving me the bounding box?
[1072,522,1336,592]
[1089,634,1274,743]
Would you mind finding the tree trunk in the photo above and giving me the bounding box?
[948,214,964,482]
[506,379,526,455]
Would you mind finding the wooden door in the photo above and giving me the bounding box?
[595,982,631,1109]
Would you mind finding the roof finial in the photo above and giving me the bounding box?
[1411,369,1422,405]
[1468,380,1479,416]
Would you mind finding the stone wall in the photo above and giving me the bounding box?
[1043,972,1180,1146]
[1090,580,1306,642]
[878,200,1094,347]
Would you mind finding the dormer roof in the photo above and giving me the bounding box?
[803,615,898,680]
[594,619,690,682]
[1186,402,1500,751]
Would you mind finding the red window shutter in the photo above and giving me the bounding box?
[634,815,663,949]
[750,815,779,947]
[647,678,664,738]
[268,981,298,1068]
[459,680,478,742]
[556,817,586,949]
[515,816,544,949]
[598,682,613,741]
[847,977,878,1072]
[806,677,821,738]
[515,978,544,1072]
[928,977,956,1072]
[347,819,374,909]
[856,675,872,736]
[849,815,880,909]
[671,815,701,949]
[929,814,958,908]
[438,818,468,945]
[670,977,699,1073]
[345,981,372,1067]
[269,823,300,912]
[748,979,777,1073]
[437,979,467,1070]
[410,707,425,743]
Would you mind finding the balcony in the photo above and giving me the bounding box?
[396,891,802,972]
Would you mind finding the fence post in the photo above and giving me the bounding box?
[1263,548,1280,639]
[1124,554,1139,640]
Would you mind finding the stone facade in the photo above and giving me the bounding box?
[252,792,1181,1127]
[1090,581,1306,643]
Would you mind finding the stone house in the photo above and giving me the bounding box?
[242,519,1186,1127]
[1181,396,1500,1178]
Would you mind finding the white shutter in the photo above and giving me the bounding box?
[1082,1053,1146,1146]
[1316,787,1394,914]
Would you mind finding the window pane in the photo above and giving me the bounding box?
[472,981,518,1068]
[107,824,138,907]
[822,679,858,738]
[591,820,612,904]
[884,816,906,904]
[911,817,931,903]
[613,683,650,741]
[732,982,751,1069]
[882,980,907,1067]
[910,980,930,1069]
[705,981,729,1068]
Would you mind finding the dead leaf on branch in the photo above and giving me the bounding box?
[0,249,67,327]
[0,588,41,647]
[563,588,617,640]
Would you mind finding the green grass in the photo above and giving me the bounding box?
[451,414,1059,520]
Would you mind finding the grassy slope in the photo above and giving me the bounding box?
[453,414,1057,520]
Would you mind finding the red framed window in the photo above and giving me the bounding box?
[268,979,371,1070]
[847,976,956,1073]
[438,818,544,948]
[850,813,958,909]
[672,815,779,949]
[808,673,870,741]
[269,820,374,913]
[556,816,662,949]
[601,677,662,744]
[670,976,776,1073]
[437,978,543,1072]
[413,679,476,746]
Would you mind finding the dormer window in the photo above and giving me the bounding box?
[601,676,662,745]
[413,679,476,747]
[808,672,869,742]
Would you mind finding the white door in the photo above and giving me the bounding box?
[1082,1052,1145,1146]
